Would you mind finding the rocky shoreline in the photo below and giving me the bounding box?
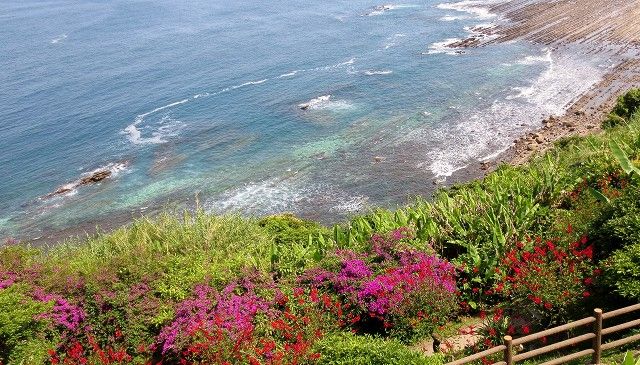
[455,0,640,170]
[506,59,640,166]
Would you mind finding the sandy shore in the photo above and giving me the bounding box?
[479,0,640,166]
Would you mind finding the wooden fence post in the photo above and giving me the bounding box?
[592,308,603,365]
[504,335,513,365]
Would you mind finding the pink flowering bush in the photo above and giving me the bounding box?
[302,229,458,343]
[157,280,333,364]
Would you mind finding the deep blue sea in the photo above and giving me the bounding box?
[0,0,609,241]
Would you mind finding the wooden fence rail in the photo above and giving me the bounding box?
[445,303,640,365]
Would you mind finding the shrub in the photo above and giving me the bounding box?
[612,89,640,120]
[491,235,596,329]
[603,89,640,129]
[303,229,457,343]
[590,185,640,255]
[0,284,55,365]
[313,332,442,365]
[155,274,333,364]
[258,214,328,276]
[603,114,627,129]
[603,242,640,299]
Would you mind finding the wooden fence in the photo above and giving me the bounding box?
[446,303,640,365]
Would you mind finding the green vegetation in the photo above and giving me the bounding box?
[2,89,640,364]
[313,333,441,365]
[604,88,640,129]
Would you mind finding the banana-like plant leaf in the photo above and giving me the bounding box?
[610,140,640,176]
[588,187,611,204]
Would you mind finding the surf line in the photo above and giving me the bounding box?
[123,56,358,144]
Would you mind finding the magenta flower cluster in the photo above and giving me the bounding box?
[303,228,457,325]
[157,282,270,354]
[33,287,86,331]
[0,271,16,289]
[358,252,456,316]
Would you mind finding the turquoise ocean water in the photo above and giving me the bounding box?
[0,0,609,241]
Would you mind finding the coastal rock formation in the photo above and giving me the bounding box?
[43,162,128,199]
[79,170,111,185]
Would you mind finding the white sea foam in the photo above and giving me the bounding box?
[436,0,499,20]
[298,95,331,110]
[209,178,306,215]
[207,177,369,217]
[423,38,464,55]
[335,58,356,67]
[278,70,299,78]
[514,48,553,65]
[135,99,189,122]
[123,58,355,138]
[363,70,393,76]
[407,49,605,179]
[51,34,67,44]
[298,95,355,111]
[330,195,369,213]
[382,33,407,50]
[365,4,419,16]
[440,14,469,21]
[124,105,186,145]
[506,52,602,115]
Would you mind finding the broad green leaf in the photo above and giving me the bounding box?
[621,351,636,365]
[610,140,635,175]
[588,187,610,204]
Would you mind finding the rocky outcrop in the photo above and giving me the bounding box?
[43,162,127,199]
[79,170,111,185]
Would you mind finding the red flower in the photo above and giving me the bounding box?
[522,325,530,334]
[544,302,552,310]
[310,287,319,302]
[493,308,503,321]
[532,296,542,305]
[583,291,591,298]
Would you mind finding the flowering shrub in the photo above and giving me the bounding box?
[156,276,335,364]
[303,229,458,343]
[33,288,86,333]
[491,235,596,329]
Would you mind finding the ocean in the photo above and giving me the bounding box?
[0,0,609,241]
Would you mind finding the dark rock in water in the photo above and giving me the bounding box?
[52,187,73,196]
[79,170,111,185]
[43,164,123,200]
[447,37,482,49]
[299,104,309,110]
